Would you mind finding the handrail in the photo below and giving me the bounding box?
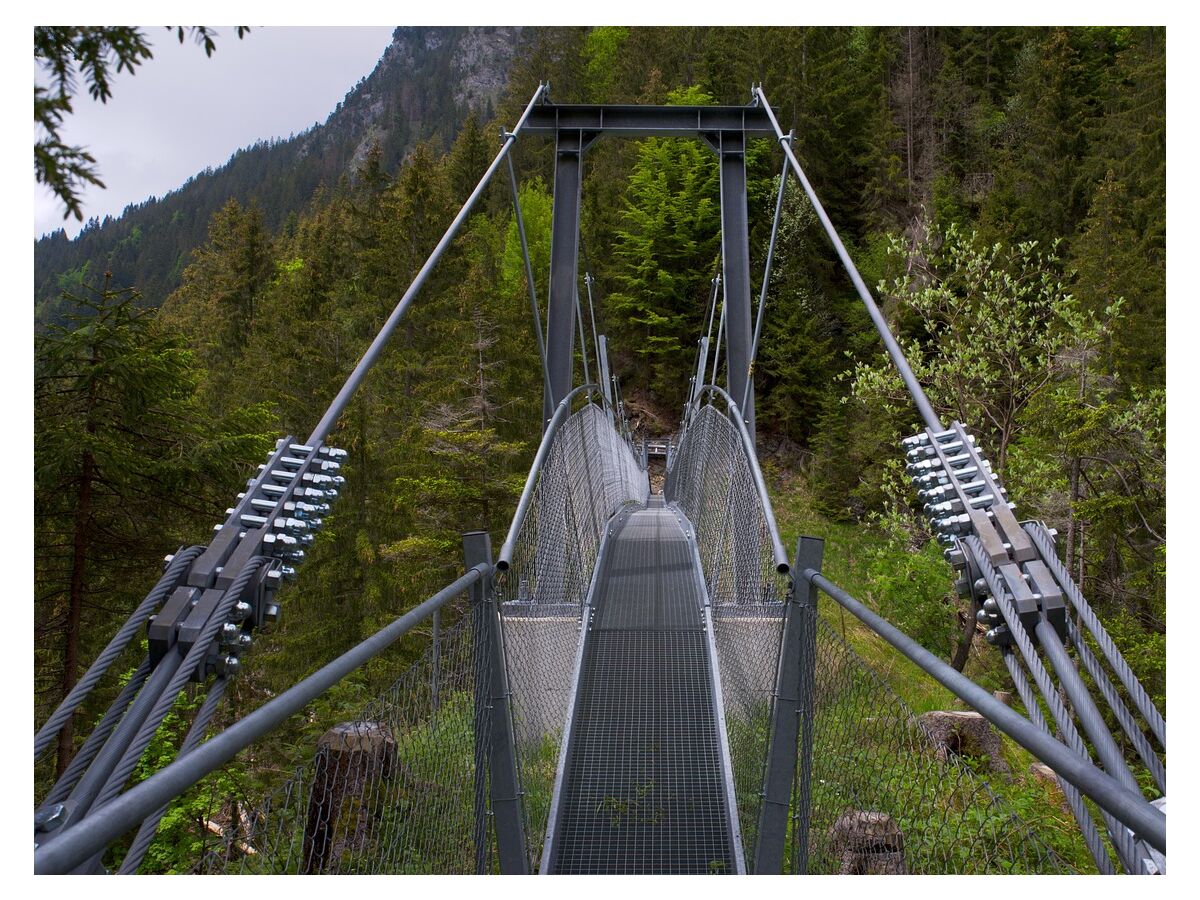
[497,383,630,570]
[34,565,490,875]
[682,384,789,574]
[801,567,1167,855]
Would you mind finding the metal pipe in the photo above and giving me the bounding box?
[801,569,1166,855]
[506,152,552,401]
[754,87,942,433]
[690,384,789,573]
[574,289,591,385]
[34,546,203,759]
[742,151,790,413]
[305,83,548,445]
[711,299,726,395]
[34,566,489,875]
[584,273,603,391]
[1025,521,1166,746]
[1035,618,1142,794]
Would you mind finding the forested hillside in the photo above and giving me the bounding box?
[33,26,522,322]
[34,26,1165,869]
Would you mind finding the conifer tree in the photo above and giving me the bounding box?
[34,279,271,777]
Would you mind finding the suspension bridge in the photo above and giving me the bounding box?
[33,85,1167,875]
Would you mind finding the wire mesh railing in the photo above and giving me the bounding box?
[199,597,495,874]
[664,391,790,864]
[495,396,648,867]
[794,615,1081,874]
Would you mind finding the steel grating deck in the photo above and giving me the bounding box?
[546,497,737,874]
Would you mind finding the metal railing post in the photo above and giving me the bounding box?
[464,530,529,874]
[466,531,492,874]
[792,537,822,875]
[754,536,822,873]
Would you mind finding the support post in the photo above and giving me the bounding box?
[718,131,755,443]
[754,535,822,874]
[464,530,529,875]
[793,538,822,875]
[544,130,586,424]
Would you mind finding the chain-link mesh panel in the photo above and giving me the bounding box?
[199,596,498,874]
[495,401,648,866]
[665,402,789,863]
[793,616,1080,874]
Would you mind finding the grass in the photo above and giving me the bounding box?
[766,465,964,714]
[763,464,1098,873]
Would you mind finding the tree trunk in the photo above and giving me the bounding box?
[57,336,100,777]
[949,603,976,672]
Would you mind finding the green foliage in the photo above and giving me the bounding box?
[105,678,246,874]
[34,280,273,779]
[862,478,959,659]
[852,224,1112,475]
[606,87,720,405]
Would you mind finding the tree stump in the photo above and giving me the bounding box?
[302,721,396,874]
[916,710,1010,774]
[829,810,906,874]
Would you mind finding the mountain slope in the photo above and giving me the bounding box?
[34,26,524,321]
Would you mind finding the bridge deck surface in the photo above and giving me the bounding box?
[546,496,736,874]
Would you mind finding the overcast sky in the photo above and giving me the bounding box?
[34,26,396,239]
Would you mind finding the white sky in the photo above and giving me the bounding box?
[34,26,396,238]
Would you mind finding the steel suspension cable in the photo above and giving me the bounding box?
[35,566,488,875]
[1001,649,1115,873]
[89,559,273,815]
[116,677,232,874]
[965,536,1145,872]
[574,290,591,386]
[505,152,553,403]
[43,657,153,806]
[1066,620,1166,792]
[35,546,205,758]
[754,87,941,432]
[306,83,548,446]
[1025,522,1165,745]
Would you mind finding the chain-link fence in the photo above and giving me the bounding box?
[495,400,648,866]
[665,399,790,863]
[198,592,498,874]
[793,614,1081,874]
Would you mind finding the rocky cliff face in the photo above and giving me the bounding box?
[35,26,526,316]
[306,27,524,171]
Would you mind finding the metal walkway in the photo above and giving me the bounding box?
[543,496,740,874]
